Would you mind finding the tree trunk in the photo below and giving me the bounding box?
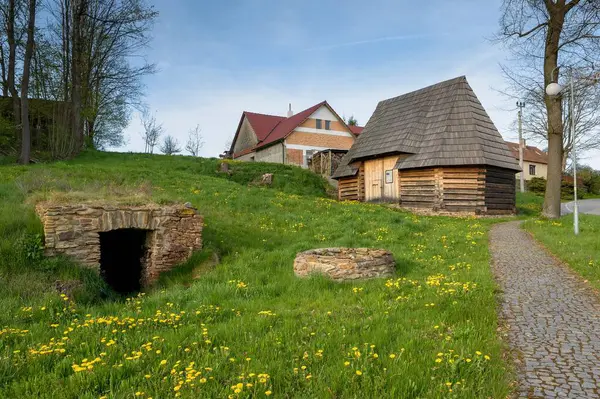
[71,0,86,154]
[18,0,36,165]
[542,3,566,219]
[0,44,7,96]
[6,0,21,132]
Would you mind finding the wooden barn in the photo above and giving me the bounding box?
[332,76,520,214]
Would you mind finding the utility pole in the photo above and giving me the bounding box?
[516,101,526,193]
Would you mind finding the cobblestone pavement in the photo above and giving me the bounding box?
[490,221,600,398]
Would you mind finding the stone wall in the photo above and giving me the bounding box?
[294,248,395,281]
[36,203,203,285]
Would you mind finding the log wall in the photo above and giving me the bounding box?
[398,166,514,214]
[337,166,365,201]
[439,167,486,213]
[338,163,516,214]
[484,166,516,214]
[399,168,437,208]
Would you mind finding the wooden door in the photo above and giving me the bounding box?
[364,157,399,202]
[364,159,384,201]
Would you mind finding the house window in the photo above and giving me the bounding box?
[325,120,331,130]
[529,164,536,175]
[385,170,394,184]
[316,119,322,129]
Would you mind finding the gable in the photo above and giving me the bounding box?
[233,116,259,154]
[297,105,354,137]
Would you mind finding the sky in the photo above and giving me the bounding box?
[114,0,600,169]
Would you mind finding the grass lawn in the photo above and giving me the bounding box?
[0,151,512,398]
[523,214,600,291]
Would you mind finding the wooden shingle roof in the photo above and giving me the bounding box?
[333,76,520,178]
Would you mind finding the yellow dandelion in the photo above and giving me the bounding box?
[355,370,362,376]
[265,391,272,396]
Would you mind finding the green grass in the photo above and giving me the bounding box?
[0,151,512,398]
[523,214,600,290]
[516,192,544,217]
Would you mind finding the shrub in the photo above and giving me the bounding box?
[527,177,546,195]
[526,176,586,200]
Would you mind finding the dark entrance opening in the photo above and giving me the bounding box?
[99,229,150,294]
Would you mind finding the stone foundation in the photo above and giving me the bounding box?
[35,203,203,285]
[293,248,395,281]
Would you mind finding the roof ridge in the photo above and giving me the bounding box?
[379,76,467,106]
[259,101,327,144]
[244,111,285,119]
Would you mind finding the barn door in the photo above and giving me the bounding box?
[364,159,384,201]
[364,157,399,202]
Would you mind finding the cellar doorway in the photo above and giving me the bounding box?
[99,229,150,294]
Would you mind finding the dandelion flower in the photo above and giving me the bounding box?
[265,391,272,396]
[355,370,362,376]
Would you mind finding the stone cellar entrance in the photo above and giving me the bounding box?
[99,229,150,294]
[35,203,204,288]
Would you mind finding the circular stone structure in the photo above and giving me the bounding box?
[293,248,395,281]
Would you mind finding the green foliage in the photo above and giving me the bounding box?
[0,151,513,398]
[578,165,600,196]
[525,176,587,200]
[526,177,547,196]
[19,233,44,261]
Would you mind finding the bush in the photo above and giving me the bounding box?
[525,176,585,200]
[527,177,547,195]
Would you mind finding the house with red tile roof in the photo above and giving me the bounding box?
[505,141,548,181]
[229,101,362,168]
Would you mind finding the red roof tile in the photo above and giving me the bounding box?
[232,101,359,158]
[349,125,363,135]
[259,101,327,147]
[505,141,548,164]
[244,112,285,141]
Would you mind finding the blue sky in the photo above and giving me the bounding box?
[117,0,600,168]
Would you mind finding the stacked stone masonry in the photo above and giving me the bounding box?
[36,203,203,285]
[294,248,395,281]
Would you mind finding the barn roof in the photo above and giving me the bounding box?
[333,76,520,178]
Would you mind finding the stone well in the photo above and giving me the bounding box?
[36,203,203,289]
[293,248,395,281]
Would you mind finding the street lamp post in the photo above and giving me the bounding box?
[516,101,526,193]
[545,69,579,235]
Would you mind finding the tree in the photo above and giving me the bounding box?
[514,80,600,171]
[347,115,358,126]
[17,0,36,164]
[160,135,180,155]
[577,165,600,195]
[70,0,86,152]
[2,0,21,131]
[140,110,162,154]
[497,0,600,218]
[185,124,204,156]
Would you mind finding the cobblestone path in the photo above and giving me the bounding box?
[490,221,600,398]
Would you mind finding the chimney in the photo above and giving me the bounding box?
[287,103,293,117]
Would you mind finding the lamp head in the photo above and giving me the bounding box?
[546,82,563,96]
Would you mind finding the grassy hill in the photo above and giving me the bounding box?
[0,152,511,398]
